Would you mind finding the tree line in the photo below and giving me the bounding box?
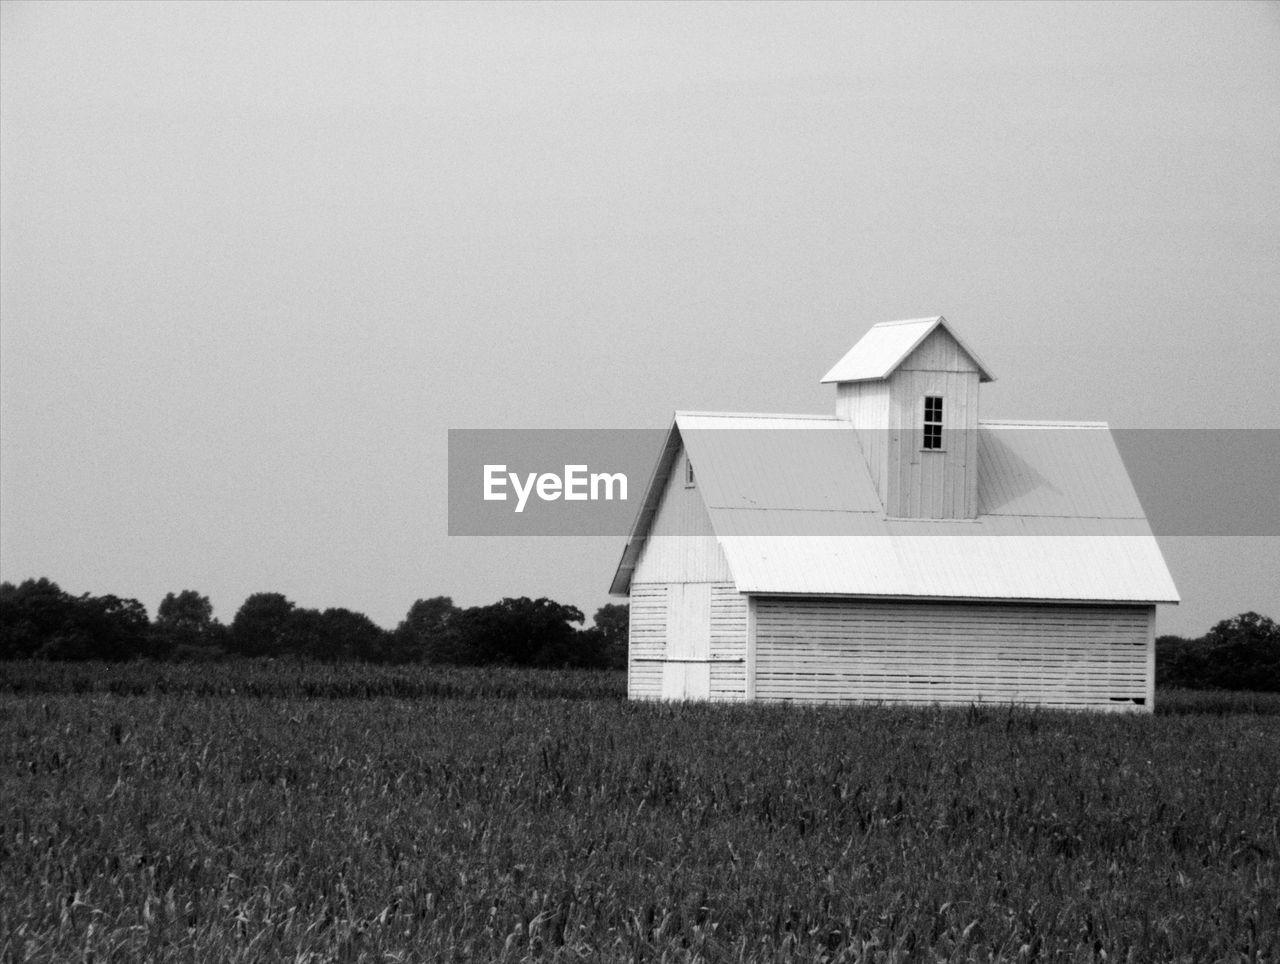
[3,577,1276,690]
[1156,612,1279,692]
[0,578,627,669]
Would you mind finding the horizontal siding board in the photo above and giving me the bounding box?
[709,585,748,701]
[627,585,666,699]
[755,598,1152,711]
[628,662,662,700]
[710,662,747,701]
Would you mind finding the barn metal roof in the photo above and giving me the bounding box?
[820,316,996,384]
[610,412,1179,603]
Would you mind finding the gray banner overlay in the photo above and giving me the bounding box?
[448,429,1279,537]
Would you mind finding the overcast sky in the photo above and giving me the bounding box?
[2,1,1277,636]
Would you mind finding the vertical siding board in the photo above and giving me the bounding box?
[882,337,980,520]
[900,327,982,376]
[889,374,908,517]
[632,582,745,702]
[838,381,891,508]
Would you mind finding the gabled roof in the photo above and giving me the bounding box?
[820,316,996,384]
[610,412,1179,603]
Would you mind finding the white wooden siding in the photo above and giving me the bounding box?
[898,325,983,375]
[887,356,980,520]
[632,444,734,585]
[627,584,666,700]
[628,582,747,701]
[754,599,1153,712]
[835,327,983,520]
[710,585,748,700]
[666,583,711,659]
[662,584,712,699]
[836,381,891,505]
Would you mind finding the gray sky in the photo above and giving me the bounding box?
[2,1,1277,637]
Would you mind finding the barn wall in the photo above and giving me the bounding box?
[836,381,891,504]
[754,598,1154,712]
[886,328,982,519]
[627,441,748,701]
[900,325,983,374]
[628,581,747,701]
[710,585,748,700]
[627,584,666,700]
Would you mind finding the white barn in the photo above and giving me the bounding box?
[610,317,1179,712]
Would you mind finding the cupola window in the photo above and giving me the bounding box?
[923,396,943,450]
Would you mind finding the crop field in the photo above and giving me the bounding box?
[2,664,1278,962]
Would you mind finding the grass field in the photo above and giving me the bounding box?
[2,663,1277,962]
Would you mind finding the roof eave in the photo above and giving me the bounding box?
[740,591,1180,605]
[607,418,684,595]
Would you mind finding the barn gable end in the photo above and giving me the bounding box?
[631,439,732,586]
[626,435,747,702]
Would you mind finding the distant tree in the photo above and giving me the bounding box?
[230,593,296,657]
[1155,634,1206,688]
[285,609,323,659]
[298,607,389,662]
[157,590,214,634]
[453,597,586,667]
[155,590,227,659]
[1157,612,1280,692]
[0,579,151,661]
[572,604,629,670]
[41,593,151,661]
[393,596,460,664]
[1202,612,1280,691]
[591,603,628,669]
[1,578,75,659]
[574,626,608,669]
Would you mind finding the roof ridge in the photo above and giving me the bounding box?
[871,316,944,328]
[980,419,1110,429]
[676,410,842,421]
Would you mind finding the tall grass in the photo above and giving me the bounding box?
[1155,686,1280,716]
[4,661,1277,715]
[0,659,626,701]
[2,668,1277,961]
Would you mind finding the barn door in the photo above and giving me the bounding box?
[661,583,712,700]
